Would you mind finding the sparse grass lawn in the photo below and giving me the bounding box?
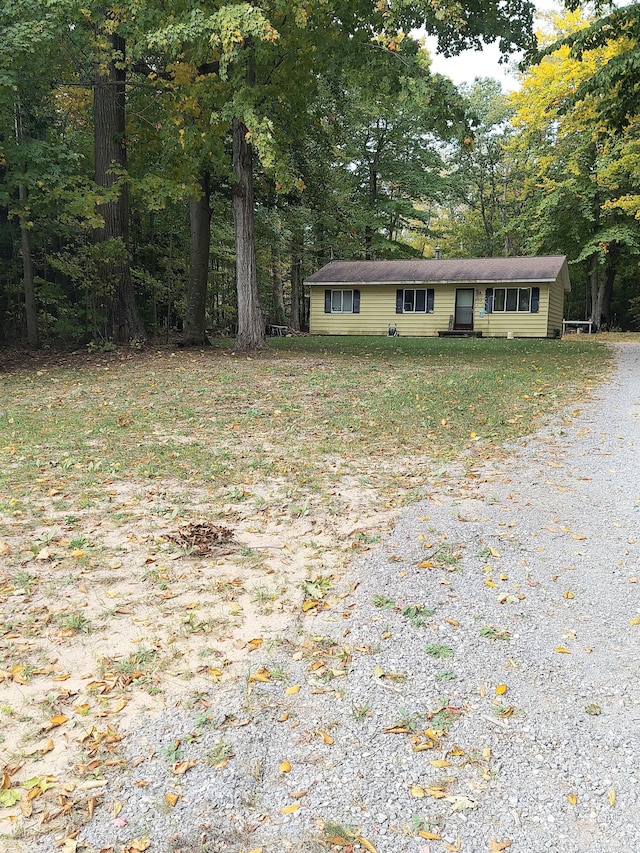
[0,334,609,844]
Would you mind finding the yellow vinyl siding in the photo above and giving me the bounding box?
[309,285,442,336]
[475,284,549,338]
[547,279,565,337]
[309,278,566,338]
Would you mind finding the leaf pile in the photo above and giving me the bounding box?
[166,522,235,555]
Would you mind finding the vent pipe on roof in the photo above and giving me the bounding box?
[435,246,441,259]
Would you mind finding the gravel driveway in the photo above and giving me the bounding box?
[28,341,640,853]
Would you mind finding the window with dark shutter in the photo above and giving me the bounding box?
[396,289,403,313]
[531,287,540,313]
[353,289,360,313]
[427,288,434,313]
[485,288,493,313]
[324,290,331,313]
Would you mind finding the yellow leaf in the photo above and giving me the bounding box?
[489,547,501,558]
[425,786,448,799]
[279,760,291,773]
[608,788,616,806]
[495,683,508,695]
[302,599,318,612]
[285,684,300,695]
[571,534,586,541]
[410,784,425,798]
[165,792,180,807]
[279,802,300,814]
[412,741,435,751]
[373,665,385,678]
[485,580,498,588]
[0,541,11,556]
[173,759,197,775]
[248,668,271,683]
[419,830,442,840]
[418,560,435,568]
[71,548,85,558]
[444,617,459,627]
[555,647,571,654]
[630,617,640,626]
[317,730,334,745]
[563,591,575,599]
[358,838,378,853]
[567,793,578,805]
[113,800,123,817]
[112,698,128,712]
[277,712,289,723]
[126,840,151,853]
[44,714,68,730]
[482,747,492,760]
[429,759,451,768]
[247,637,263,652]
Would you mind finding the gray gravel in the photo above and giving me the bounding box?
[30,342,640,853]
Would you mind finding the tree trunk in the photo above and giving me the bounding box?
[232,116,264,350]
[271,242,286,326]
[290,228,302,331]
[93,11,145,344]
[19,183,38,347]
[13,100,39,347]
[184,173,211,345]
[589,256,604,329]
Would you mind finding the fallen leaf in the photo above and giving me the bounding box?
[317,730,333,745]
[248,668,271,683]
[410,785,425,798]
[488,840,512,853]
[373,665,385,678]
[0,541,11,556]
[567,793,578,805]
[554,647,571,654]
[358,838,378,853]
[173,760,197,775]
[279,802,300,814]
[277,712,289,723]
[0,789,21,807]
[165,792,180,807]
[44,714,68,731]
[489,547,501,558]
[419,830,442,841]
[446,794,478,810]
[429,759,451,768]
[608,788,616,806]
[113,801,123,817]
[563,591,575,599]
[495,684,507,695]
[630,617,640,626]
[279,760,291,773]
[247,638,263,652]
[124,840,151,853]
[285,685,300,695]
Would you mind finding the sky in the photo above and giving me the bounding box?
[425,38,523,91]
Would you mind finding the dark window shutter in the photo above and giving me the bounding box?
[396,289,403,313]
[324,289,331,313]
[353,289,360,314]
[531,286,540,313]
[485,287,494,313]
[426,288,434,313]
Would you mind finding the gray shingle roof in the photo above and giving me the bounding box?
[305,257,570,290]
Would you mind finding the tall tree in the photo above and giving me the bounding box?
[93,5,146,343]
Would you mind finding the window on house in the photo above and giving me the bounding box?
[492,287,535,313]
[324,289,360,313]
[396,288,434,313]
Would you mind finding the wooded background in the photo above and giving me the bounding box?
[2,0,640,350]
